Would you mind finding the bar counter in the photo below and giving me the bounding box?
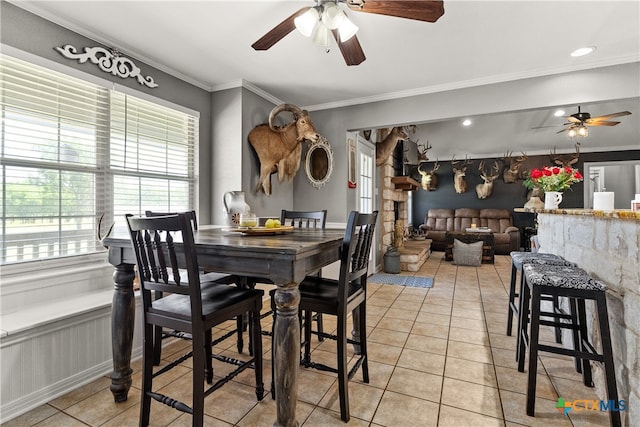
[514,207,640,221]
[515,207,640,425]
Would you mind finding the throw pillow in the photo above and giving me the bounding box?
[452,239,483,266]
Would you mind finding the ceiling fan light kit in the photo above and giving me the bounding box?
[295,2,359,47]
[294,8,319,37]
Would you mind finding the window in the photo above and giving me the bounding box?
[1,54,197,265]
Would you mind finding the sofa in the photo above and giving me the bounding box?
[419,208,521,254]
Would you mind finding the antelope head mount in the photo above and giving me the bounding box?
[475,160,501,199]
[549,145,580,168]
[502,150,528,183]
[451,155,473,193]
[418,160,440,191]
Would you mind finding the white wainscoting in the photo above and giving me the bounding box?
[0,260,144,423]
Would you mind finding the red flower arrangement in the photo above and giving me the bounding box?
[524,166,583,192]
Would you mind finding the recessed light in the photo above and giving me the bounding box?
[554,110,565,117]
[570,46,596,57]
[462,119,472,126]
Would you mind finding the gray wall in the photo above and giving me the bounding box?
[1,1,214,222]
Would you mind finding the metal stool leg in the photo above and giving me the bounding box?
[594,292,621,427]
[507,261,518,336]
[526,285,542,416]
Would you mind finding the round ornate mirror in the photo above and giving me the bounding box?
[305,136,334,189]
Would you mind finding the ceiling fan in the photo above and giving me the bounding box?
[557,106,632,137]
[251,0,445,66]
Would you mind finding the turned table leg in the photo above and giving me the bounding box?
[273,283,300,427]
[109,262,135,402]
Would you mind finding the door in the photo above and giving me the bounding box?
[355,134,378,272]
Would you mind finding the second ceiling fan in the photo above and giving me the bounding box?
[557,106,632,137]
[251,0,445,66]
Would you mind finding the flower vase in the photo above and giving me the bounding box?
[544,191,563,210]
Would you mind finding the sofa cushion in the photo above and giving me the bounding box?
[423,209,455,232]
[480,209,513,233]
[453,208,481,231]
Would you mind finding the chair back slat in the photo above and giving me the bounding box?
[281,209,327,229]
[338,211,378,309]
[126,213,204,317]
[146,209,198,230]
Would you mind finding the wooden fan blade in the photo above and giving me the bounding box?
[588,111,631,121]
[332,31,366,65]
[585,120,621,127]
[347,0,444,23]
[565,116,581,123]
[252,7,311,51]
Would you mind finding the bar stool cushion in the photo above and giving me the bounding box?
[523,264,606,291]
[510,251,563,269]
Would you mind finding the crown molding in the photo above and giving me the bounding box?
[302,55,640,112]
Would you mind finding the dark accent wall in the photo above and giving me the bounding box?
[411,149,640,226]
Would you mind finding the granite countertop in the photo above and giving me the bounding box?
[514,208,640,221]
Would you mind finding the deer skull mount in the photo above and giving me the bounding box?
[476,160,501,199]
[502,151,528,183]
[451,155,473,193]
[418,160,440,191]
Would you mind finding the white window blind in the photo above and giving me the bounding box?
[1,54,197,264]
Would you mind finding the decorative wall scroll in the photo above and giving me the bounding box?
[55,45,158,88]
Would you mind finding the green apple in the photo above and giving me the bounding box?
[273,219,281,228]
[265,218,275,228]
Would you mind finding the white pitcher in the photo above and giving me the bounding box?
[223,191,250,225]
[544,191,563,210]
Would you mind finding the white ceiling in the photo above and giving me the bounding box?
[9,0,640,154]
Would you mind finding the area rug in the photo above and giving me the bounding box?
[367,273,433,288]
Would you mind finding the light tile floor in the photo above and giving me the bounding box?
[3,254,611,426]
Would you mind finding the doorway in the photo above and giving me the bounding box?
[583,160,640,209]
[355,134,378,272]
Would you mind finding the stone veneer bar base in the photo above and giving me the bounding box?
[399,239,431,272]
[532,208,640,427]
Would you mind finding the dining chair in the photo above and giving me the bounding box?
[296,210,378,422]
[252,210,328,397]
[127,213,264,427]
[144,210,244,364]
[248,209,328,335]
[279,209,328,337]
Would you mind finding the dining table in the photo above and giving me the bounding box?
[102,225,344,427]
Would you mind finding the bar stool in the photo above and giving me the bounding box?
[507,252,566,337]
[509,253,576,366]
[518,263,620,427]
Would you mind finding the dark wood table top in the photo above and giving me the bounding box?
[104,226,345,285]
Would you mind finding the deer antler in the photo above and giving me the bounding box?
[96,213,115,248]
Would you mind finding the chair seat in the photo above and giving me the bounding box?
[523,264,606,291]
[151,285,263,321]
[299,276,364,309]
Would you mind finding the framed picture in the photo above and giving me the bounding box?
[348,138,357,188]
